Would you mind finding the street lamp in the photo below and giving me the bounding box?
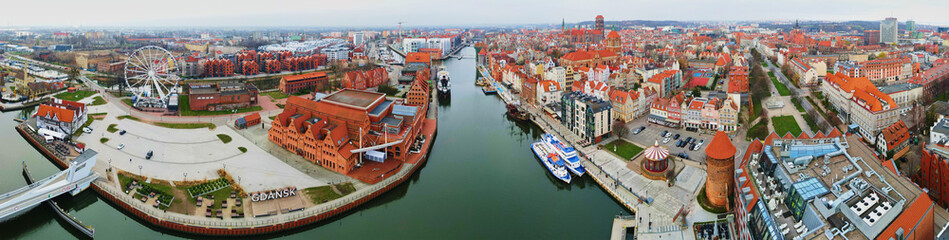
[183,172,187,181]
[138,165,143,176]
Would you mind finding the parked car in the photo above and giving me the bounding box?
[697,140,704,145]
[117,144,125,150]
[145,150,154,160]
[689,143,697,150]
[685,137,692,143]
[688,137,695,144]
[119,130,127,135]
[673,134,680,140]
[82,127,92,134]
[678,152,690,160]
[662,137,671,144]
[676,140,683,147]
[679,140,688,148]
[661,130,668,137]
[632,127,644,135]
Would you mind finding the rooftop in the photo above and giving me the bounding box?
[322,89,386,110]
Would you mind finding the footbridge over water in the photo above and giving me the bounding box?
[0,150,98,222]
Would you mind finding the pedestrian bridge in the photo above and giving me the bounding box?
[0,150,98,221]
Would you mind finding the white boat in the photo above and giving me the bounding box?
[541,134,585,176]
[436,66,451,98]
[531,142,571,183]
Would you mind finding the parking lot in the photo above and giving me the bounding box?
[623,117,718,163]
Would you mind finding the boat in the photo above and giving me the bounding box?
[506,104,530,121]
[482,84,497,94]
[531,142,572,183]
[436,66,451,98]
[542,134,586,176]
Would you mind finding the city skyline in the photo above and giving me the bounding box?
[3,0,949,28]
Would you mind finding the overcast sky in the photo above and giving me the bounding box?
[4,0,948,28]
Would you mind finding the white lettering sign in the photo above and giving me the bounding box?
[251,187,297,202]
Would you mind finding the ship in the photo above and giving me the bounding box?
[436,66,451,98]
[530,142,572,183]
[506,104,530,121]
[541,134,585,176]
[481,84,497,95]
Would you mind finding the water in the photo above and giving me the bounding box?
[0,47,630,239]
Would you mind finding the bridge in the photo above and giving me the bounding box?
[23,161,96,238]
[0,150,99,223]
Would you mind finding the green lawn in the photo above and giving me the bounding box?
[155,122,216,130]
[772,116,803,136]
[54,90,96,101]
[121,98,133,107]
[303,183,357,204]
[304,185,343,204]
[603,139,644,160]
[762,62,769,67]
[117,115,140,121]
[100,137,109,143]
[107,124,119,133]
[89,96,106,106]
[260,91,289,100]
[238,147,247,153]
[804,116,819,133]
[178,97,263,116]
[791,98,806,113]
[768,72,791,96]
[217,134,232,144]
[746,120,769,140]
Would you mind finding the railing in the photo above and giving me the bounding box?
[95,157,419,229]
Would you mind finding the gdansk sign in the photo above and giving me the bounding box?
[251,187,298,202]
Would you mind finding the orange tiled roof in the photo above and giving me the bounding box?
[35,104,76,123]
[705,131,736,159]
[824,72,896,112]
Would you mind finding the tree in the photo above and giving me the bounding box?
[691,88,702,97]
[612,119,629,139]
[67,67,81,83]
[878,52,887,59]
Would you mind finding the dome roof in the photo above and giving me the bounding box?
[643,141,670,161]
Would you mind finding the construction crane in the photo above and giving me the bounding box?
[398,21,406,39]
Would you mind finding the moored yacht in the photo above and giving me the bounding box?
[541,134,585,176]
[530,142,571,183]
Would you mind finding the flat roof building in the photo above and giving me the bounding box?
[733,131,934,240]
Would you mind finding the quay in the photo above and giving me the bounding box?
[23,162,95,238]
[0,149,98,222]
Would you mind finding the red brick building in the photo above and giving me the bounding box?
[280,72,328,94]
[268,89,426,175]
[520,77,538,106]
[342,68,388,90]
[727,66,749,94]
[187,82,259,111]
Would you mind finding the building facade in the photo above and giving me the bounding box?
[561,91,612,144]
[188,82,259,111]
[280,72,329,94]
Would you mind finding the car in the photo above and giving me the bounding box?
[685,137,692,143]
[697,140,704,145]
[689,143,697,150]
[145,150,154,160]
[632,127,644,135]
[679,140,688,148]
[117,144,125,150]
[673,134,680,140]
[676,140,683,147]
[678,153,690,160]
[662,137,671,144]
[119,130,127,135]
[665,132,673,138]
[661,130,668,137]
[82,127,92,134]
[688,137,696,144]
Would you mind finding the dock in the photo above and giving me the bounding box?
[610,215,637,240]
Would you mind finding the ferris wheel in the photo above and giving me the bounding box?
[124,46,179,107]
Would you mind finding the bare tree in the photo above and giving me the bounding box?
[612,119,629,139]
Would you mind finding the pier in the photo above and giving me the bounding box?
[23,162,96,238]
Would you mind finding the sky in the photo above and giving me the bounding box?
[3,0,949,28]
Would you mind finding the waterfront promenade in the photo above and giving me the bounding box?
[479,65,718,239]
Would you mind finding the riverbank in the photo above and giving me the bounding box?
[16,114,438,236]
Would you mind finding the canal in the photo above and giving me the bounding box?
[0,46,630,239]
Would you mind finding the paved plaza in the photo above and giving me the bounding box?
[76,93,343,193]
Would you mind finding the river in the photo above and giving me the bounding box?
[0,46,630,239]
